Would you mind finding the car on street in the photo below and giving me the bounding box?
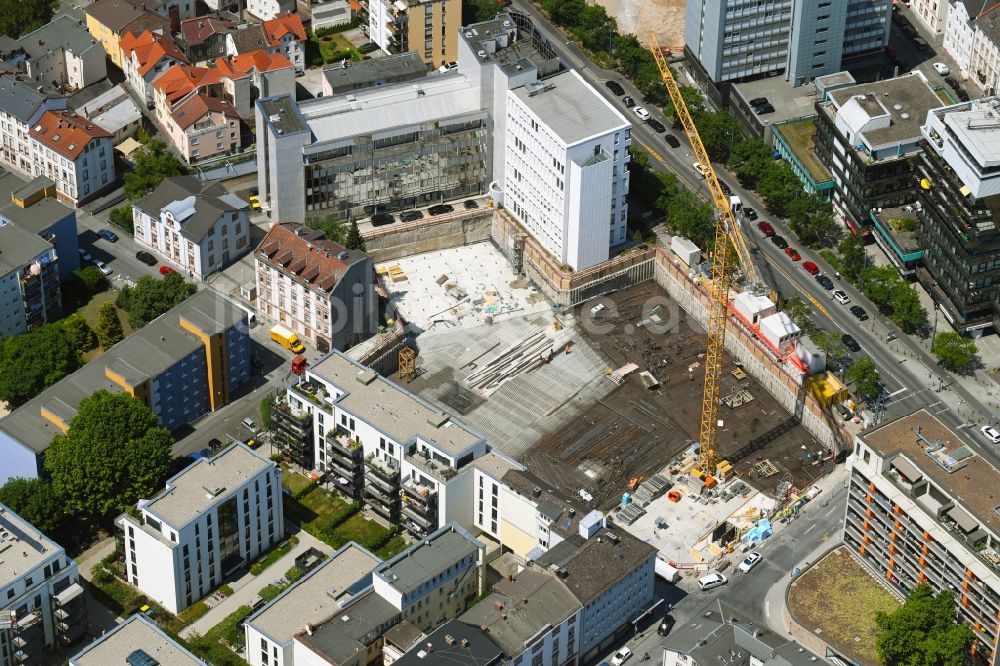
[249,194,261,210]
[611,648,632,666]
[833,290,850,304]
[622,95,635,108]
[933,62,950,75]
[757,221,775,236]
[945,77,960,90]
[428,204,454,215]
[850,305,870,321]
[136,250,157,266]
[241,417,258,431]
[657,614,675,636]
[371,213,395,226]
[209,438,223,451]
[802,260,819,275]
[438,61,457,73]
[159,265,177,275]
[98,229,119,242]
[94,260,113,276]
[770,235,788,249]
[633,106,651,121]
[464,199,479,209]
[496,0,512,6]
[737,552,763,573]
[719,181,731,195]
[694,162,709,178]
[842,334,861,353]
[784,247,800,261]
[78,248,93,263]
[958,89,971,101]
[743,207,758,220]
[605,80,625,96]
[981,425,1000,444]
[698,572,728,591]
[816,274,834,290]
[400,210,424,222]
[665,134,680,148]
[648,119,666,133]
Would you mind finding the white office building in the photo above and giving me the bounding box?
[503,70,630,268]
[116,443,284,614]
[0,503,86,666]
[70,614,207,666]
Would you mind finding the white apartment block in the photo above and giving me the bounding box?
[0,224,61,339]
[246,0,294,21]
[503,70,630,270]
[14,14,107,92]
[71,614,208,666]
[116,443,284,614]
[29,109,115,206]
[970,10,1000,93]
[0,503,86,666]
[0,77,67,182]
[133,175,252,279]
[944,0,981,78]
[911,0,950,35]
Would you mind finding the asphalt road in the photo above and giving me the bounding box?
[509,0,1000,468]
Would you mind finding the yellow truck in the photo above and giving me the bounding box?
[270,324,305,353]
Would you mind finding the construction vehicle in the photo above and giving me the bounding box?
[270,324,305,353]
[650,39,742,481]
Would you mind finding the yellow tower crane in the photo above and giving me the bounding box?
[649,39,751,479]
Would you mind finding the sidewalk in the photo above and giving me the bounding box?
[181,528,331,638]
[76,537,125,637]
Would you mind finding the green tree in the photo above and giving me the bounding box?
[813,329,848,370]
[73,265,107,294]
[756,162,804,218]
[932,332,978,373]
[889,282,927,334]
[696,110,742,163]
[845,358,881,400]
[573,4,617,53]
[0,0,56,39]
[123,140,187,202]
[875,584,974,666]
[345,220,366,252]
[838,233,867,280]
[781,297,817,336]
[44,390,173,517]
[542,0,586,26]
[62,313,97,354]
[0,478,63,534]
[663,189,715,247]
[310,215,347,244]
[0,324,78,407]
[96,302,124,350]
[859,265,900,314]
[109,205,134,234]
[462,0,498,23]
[787,195,837,248]
[663,82,705,120]
[729,139,775,189]
[118,273,196,328]
[614,34,653,78]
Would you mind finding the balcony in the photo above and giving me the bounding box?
[404,451,457,483]
[401,478,437,527]
[290,379,331,409]
[365,455,400,489]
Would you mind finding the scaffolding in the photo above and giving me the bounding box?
[398,346,416,383]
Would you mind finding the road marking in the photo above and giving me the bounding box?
[889,387,908,397]
[935,407,950,415]
[803,524,816,534]
[765,600,770,617]
[926,400,942,409]
[825,505,838,516]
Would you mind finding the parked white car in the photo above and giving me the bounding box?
[738,552,763,573]
[981,425,1000,444]
[932,62,950,76]
[698,572,728,591]
[633,106,651,121]
[611,648,633,666]
[94,260,113,276]
[833,290,850,304]
[694,162,709,178]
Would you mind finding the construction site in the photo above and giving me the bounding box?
[386,245,832,515]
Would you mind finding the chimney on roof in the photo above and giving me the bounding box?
[305,624,313,636]
[425,643,433,653]
[460,639,470,648]
[444,635,455,646]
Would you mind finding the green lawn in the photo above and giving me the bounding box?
[77,289,132,361]
[283,468,315,496]
[306,32,361,66]
[249,536,297,576]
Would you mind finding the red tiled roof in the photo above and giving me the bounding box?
[153,50,292,109]
[256,223,355,293]
[262,13,306,45]
[170,94,239,129]
[230,49,293,74]
[30,110,112,160]
[179,16,235,46]
[121,29,189,76]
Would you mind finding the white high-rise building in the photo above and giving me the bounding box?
[116,443,284,614]
[503,70,630,269]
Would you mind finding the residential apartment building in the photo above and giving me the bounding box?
[944,0,983,79]
[972,9,1000,94]
[0,288,252,483]
[458,569,582,666]
[133,175,252,278]
[11,14,107,92]
[292,524,485,665]
[395,622,503,666]
[813,72,941,272]
[0,171,80,282]
[116,442,284,614]
[70,614,208,666]
[0,223,61,339]
[685,0,892,89]
[0,76,68,180]
[254,222,376,352]
[163,93,242,163]
[84,0,170,68]
[845,409,1000,663]
[246,0,295,21]
[227,15,306,72]
[911,0,950,35]
[178,16,236,62]
[29,109,116,206]
[70,82,144,144]
[366,0,460,69]
[120,29,190,108]
[918,97,1000,332]
[274,350,520,537]
[661,601,823,666]
[244,542,383,666]
[533,528,656,662]
[503,70,631,269]
[0,503,86,666]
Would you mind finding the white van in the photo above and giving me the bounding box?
[697,572,728,591]
[655,559,682,583]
